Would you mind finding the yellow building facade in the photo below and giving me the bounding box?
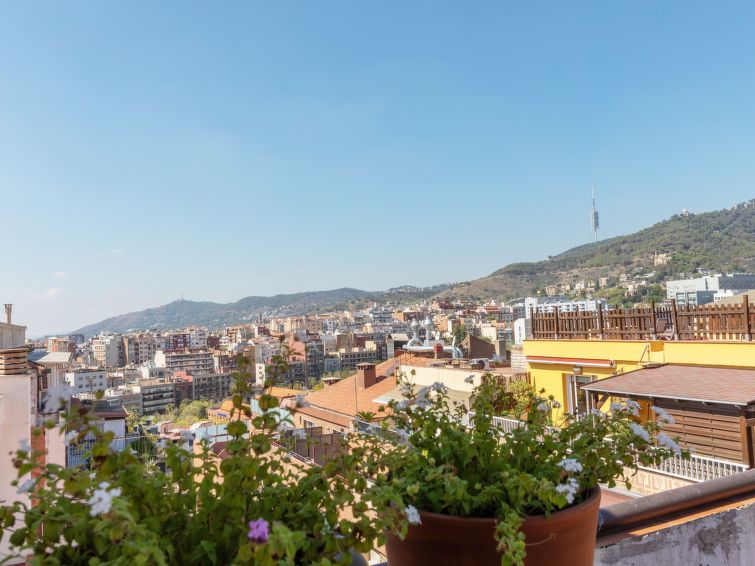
[523,339,755,416]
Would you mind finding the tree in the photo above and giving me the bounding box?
[451,325,467,345]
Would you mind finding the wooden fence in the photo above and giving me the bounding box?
[531,296,754,341]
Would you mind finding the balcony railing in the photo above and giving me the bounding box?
[531,297,754,341]
[639,452,749,483]
[465,413,750,483]
[466,412,526,434]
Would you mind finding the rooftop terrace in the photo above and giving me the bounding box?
[531,297,754,341]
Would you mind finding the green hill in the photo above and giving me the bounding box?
[71,285,453,336]
[440,199,755,301]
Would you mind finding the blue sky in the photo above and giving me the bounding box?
[1,2,754,335]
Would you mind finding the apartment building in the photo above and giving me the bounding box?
[139,379,176,415]
[255,359,306,386]
[337,348,378,371]
[122,333,157,366]
[666,273,755,306]
[65,368,107,393]
[168,332,191,351]
[92,334,123,367]
[192,372,234,402]
[154,349,214,375]
[188,327,208,350]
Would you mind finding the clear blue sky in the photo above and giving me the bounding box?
[2,2,754,336]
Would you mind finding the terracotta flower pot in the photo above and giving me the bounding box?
[385,488,601,566]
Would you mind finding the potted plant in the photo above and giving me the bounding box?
[0,354,381,565]
[363,375,687,566]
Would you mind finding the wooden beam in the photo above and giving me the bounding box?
[739,409,754,468]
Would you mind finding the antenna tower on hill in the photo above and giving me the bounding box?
[591,183,600,243]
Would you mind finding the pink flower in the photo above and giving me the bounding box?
[248,518,270,543]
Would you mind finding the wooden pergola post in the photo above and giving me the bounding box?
[671,299,680,341]
[744,294,752,342]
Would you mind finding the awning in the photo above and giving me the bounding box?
[582,365,755,407]
[526,356,615,368]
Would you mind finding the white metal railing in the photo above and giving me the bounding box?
[491,415,526,433]
[640,452,749,482]
[466,412,525,434]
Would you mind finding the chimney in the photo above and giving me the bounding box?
[433,343,443,359]
[4,304,11,324]
[356,362,377,389]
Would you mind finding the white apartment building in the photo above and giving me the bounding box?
[252,337,282,363]
[188,327,208,350]
[92,334,122,367]
[140,364,171,381]
[666,274,755,306]
[523,297,607,317]
[65,368,107,393]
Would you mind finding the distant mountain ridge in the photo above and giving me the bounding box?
[439,199,755,301]
[71,285,453,336]
[72,200,754,336]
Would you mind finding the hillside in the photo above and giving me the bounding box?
[71,285,452,336]
[439,199,755,301]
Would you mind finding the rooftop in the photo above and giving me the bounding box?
[582,364,755,406]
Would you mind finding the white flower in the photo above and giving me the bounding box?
[434,428,441,438]
[399,382,413,396]
[405,505,422,525]
[651,406,675,424]
[537,401,549,412]
[16,478,36,494]
[87,482,121,517]
[464,375,474,384]
[657,433,682,455]
[416,386,430,399]
[629,423,650,442]
[295,395,310,408]
[430,382,448,395]
[18,439,31,454]
[611,400,640,416]
[557,458,583,473]
[555,477,580,504]
[415,397,431,410]
[589,409,604,418]
[625,400,641,416]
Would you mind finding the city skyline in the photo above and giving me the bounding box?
[2,2,755,334]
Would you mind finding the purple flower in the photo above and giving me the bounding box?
[248,518,270,543]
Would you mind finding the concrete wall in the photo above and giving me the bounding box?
[0,373,34,560]
[596,500,755,566]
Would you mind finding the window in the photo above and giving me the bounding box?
[565,374,595,418]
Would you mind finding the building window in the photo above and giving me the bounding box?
[565,374,595,418]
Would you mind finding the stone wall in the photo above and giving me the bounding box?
[596,500,755,566]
